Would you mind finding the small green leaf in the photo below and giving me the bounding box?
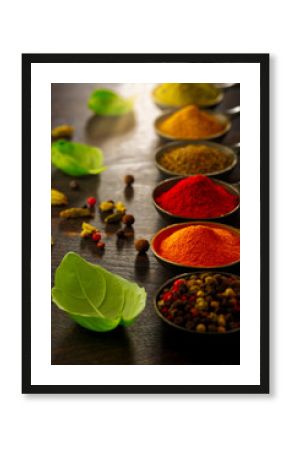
[51,140,107,176]
[52,252,147,332]
[88,89,133,116]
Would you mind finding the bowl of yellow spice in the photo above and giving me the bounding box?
[155,105,231,142]
[152,83,224,110]
[155,140,238,178]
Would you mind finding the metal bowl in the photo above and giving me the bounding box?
[155,140,238,178]
[152,176,240,222]
[154,109,231,142]
[154,271,240,335]
[214,83,237,89]
[151,221,240,270]
[152,84,224,111]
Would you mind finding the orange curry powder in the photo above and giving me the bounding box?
[158,105,225,139]
[158,224,240,267]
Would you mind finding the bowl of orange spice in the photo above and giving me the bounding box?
[154,105,231,141]
[151,221,240,270]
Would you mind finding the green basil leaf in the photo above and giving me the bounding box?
[51,140,107,176]
[52,252,147,332]
[88,89,133,116]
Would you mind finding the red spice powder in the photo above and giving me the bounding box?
[155,175,239,218]
[158,224,240,267]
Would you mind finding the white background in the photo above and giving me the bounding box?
[31,62,260,386]
[0,1,287,450]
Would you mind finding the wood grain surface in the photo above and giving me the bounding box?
[51,83,240,365]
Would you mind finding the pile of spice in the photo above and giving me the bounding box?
[158,105,225,140]
[155,175,239,218]
[154,83,221,107]
[157,273,240,333]
[156,224,240,267]
[158,144,234,175]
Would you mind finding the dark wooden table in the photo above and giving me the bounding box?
[51,83,240,365]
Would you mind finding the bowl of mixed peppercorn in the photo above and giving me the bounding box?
[155,272,240,334]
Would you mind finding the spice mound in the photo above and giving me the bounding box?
[158,105,226,140]
[157,273,240,333]
[154,83,221,107]
[156,224,240,267]
[155,175,239,219]
[158,144,234,176]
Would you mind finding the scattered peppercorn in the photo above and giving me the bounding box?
[124,174,134,186]
[91,231,101,242]
[122,214,135,226]
[69,180,80,190]
[135,239,150,254]
[87,196,97,208]
[157,272,240,333]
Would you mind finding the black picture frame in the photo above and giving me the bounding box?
[22,53,269,394]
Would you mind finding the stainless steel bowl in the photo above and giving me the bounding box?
[152,84,224,111]
[152,176,240,222]
[154,109,231,141]
[155,140,238,178]
[151,221,240,271]
[214,83,237,89]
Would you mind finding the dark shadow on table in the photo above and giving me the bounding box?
[159,324,240,365]
[51,319,134,365]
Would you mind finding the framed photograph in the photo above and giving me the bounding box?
[22,53,269,394]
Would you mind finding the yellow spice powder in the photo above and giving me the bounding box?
[158,105,225,139]
[154,83,221,107]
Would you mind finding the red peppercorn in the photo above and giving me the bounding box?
[91,232,101,242]
[173,279,186,288]
[96,241,105,249]
[163,292,173,302]
[87,197,97,208]
[190,308,198,317]
[181,295,187,301]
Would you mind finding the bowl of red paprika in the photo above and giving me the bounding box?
[152,175,240,223]
[154,272,240,335]
[151,221,240,271]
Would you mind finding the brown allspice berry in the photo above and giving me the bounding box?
[135,239,149,254]
[124,174,134,186]
[122,214,135,226]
